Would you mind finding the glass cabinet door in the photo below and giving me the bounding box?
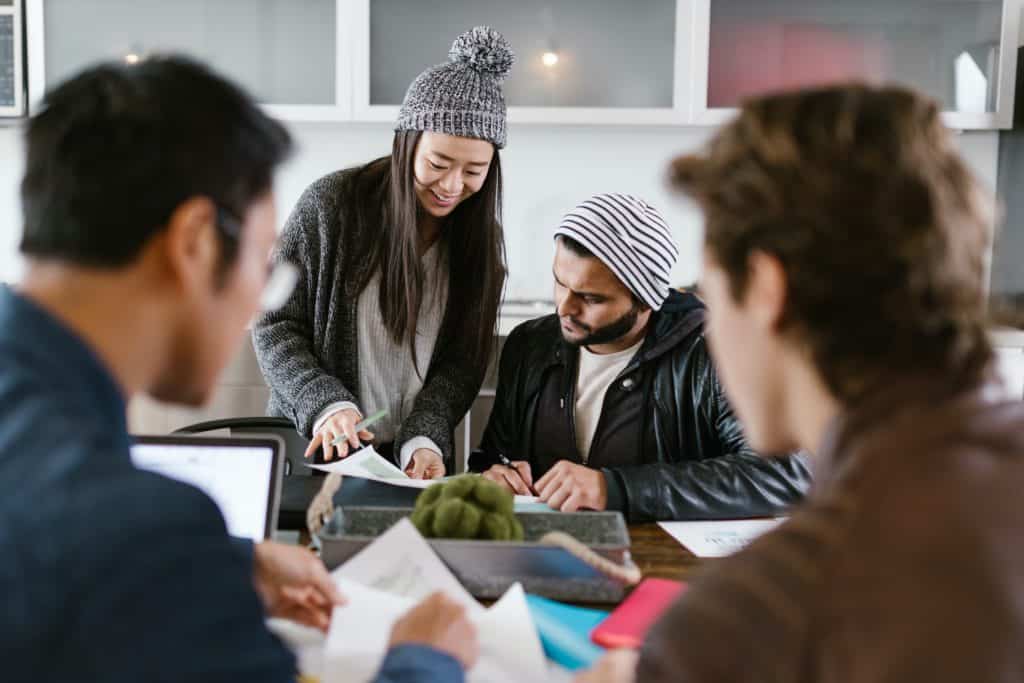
[692,0,1019,128]
[365,0,677,112]
[42,0,337,107]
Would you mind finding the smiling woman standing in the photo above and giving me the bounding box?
[254,27,513,479]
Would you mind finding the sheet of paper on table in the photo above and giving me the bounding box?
[323,518,550,682]
[307,445,543,505]
[332,517,480,612]
[657,518,787,558]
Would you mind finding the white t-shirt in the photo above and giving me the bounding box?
[574,339,644,462]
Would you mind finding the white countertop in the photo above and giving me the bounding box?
[499,301,555,337]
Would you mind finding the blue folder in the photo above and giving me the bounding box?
[525,593,608,671]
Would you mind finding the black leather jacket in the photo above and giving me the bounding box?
[471,291,812,522]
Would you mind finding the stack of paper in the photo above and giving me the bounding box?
[308,445,543,505]
[323,518,551,683]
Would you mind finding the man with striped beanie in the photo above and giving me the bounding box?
[470,193,810,521]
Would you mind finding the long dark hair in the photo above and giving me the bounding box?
[352,130,506,378]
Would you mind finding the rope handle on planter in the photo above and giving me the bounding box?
[539,530,643,586]
[306,473,343,539]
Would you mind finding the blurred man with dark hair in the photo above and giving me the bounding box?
[577,85,1024,683]
[0,56,475,683]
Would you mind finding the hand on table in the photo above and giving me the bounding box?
[405,448,446,479]
[574,650,639,683]
[389,592,479,669]
[481,460,535,496]
[253,541,345,632]
[535,460,608,512]
[304,408,373,462]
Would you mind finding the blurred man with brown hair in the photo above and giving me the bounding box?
[578,84,1024,683]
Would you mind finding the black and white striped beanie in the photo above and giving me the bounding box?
[554,193,680,311]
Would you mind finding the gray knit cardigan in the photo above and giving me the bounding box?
[252,166,485,472]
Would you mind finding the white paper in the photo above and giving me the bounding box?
[266,618,326,679]
[471,583,549,682]
[513,500,551,511]
[323,578,411,683]
[332,518,479,613]
[308,445,410,481]
[308,448,543,505]
[658,518,786,558]
[324,579,548,683]
[324,519,549,683]
[279,519,553,681]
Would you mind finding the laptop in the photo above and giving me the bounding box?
[130,434,285,541]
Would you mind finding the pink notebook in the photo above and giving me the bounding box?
[591,578,687,649]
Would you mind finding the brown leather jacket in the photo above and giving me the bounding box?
[639,375,1024,683]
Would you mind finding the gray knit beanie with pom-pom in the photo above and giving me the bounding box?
[395,26,515,148]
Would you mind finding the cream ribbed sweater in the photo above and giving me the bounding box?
[314,243,448,468]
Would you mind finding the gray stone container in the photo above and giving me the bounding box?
[319,507,633,603]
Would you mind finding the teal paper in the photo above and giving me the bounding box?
[525,593,608,671]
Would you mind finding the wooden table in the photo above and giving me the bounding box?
[627,523,703,583]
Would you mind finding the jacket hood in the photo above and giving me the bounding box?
[660,289,704,316]
[640,290,706,362]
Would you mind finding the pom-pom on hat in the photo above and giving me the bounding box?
[395,26,515,148]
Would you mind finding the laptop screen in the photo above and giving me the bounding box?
[130,436,283,541]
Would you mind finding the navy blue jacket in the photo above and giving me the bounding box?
[0,286,461,683]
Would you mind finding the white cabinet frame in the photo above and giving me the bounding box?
[683,0,1023,130]
[23,0,42,113]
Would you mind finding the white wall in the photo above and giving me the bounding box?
[0,125,24,283]
[0,121,1001,301]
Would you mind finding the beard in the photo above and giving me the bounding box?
[562,302,641,347]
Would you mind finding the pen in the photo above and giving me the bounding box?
[497,453,537,495]
[329,408,389,447]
